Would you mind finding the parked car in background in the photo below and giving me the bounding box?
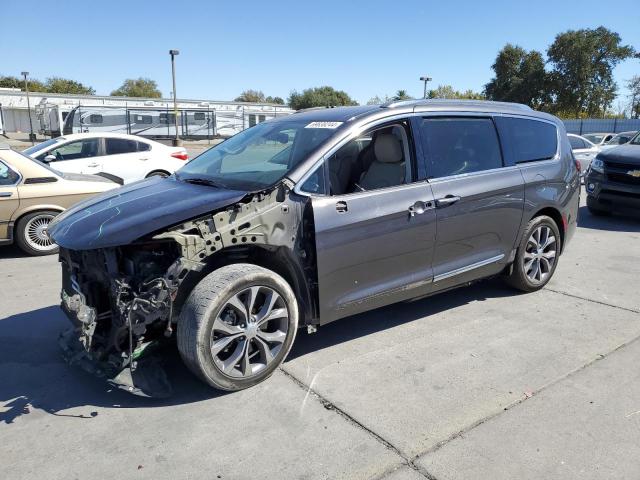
[568,133,599,172]
[600,130,638,151]
[585,131,640,216]
[0,145,118,255]
[583,132,615,146]
[23,133,189,184]
[48,100,580,396]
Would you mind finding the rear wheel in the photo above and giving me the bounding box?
[177,264,298,391]
[15,210,59,256]
[506,215,561,292]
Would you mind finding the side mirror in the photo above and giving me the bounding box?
[43,154,56,163]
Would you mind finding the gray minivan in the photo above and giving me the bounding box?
[49,100,580,395]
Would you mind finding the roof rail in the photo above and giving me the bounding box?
[293,106,338,114]
[381,98,533,111]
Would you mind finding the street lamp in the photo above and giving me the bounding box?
[169,50,181,146]
[420,76,432,99]
[21,71,36,144]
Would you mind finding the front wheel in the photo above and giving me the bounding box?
[505,215,561,292]
[177,264,298,391]
[15,210,60,256]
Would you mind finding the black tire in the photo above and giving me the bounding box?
[177,263,298,391]
[586,196,611,216]
[146,170,170,178]
[15,210,60,256]
[505,215,561,292]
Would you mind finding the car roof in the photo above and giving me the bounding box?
[615,131,637,136]
[285,100,552,124]
[59,132,157,143]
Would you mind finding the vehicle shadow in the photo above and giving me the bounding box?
[0,305,223,424]
[577,205,640,232]
[289,278,521,360]
[1,278,521,421]
[0,245,33,259]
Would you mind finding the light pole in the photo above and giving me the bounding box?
[169,50,181,146]
[420,76,432,99]
[21,71,35,144]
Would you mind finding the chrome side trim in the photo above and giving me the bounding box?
[434,254,505,283]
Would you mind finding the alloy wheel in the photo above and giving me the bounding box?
[24,213,57,252]
[211,286,289,378]
[523,225,557,283]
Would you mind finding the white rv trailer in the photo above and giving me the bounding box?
[0,90,293,139]
[62,105,279,139]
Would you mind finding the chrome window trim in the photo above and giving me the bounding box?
[0,159,22,187]
[434,254,505,283]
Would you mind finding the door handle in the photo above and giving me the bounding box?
[335,201,348,213]
[408,200,433,217]
[435,195,461,208]
[0,192,12,198]
[87,162,100,168]
[139,157,149,161]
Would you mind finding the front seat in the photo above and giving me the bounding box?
[329,142,358,195]
[359,133,405,190]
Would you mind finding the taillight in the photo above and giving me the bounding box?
[171,151,189,161]
[574,157,581,173]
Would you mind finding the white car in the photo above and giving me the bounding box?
[568,133,599,173]
[582,132,615,146]
[599,130,638,152]
[23,133,189,184]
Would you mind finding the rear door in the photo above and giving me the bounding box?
[102,137,147,183]
[36,137,102,175]
[0,159,21,241]
[308,119,437,324]
[412,115,524,288]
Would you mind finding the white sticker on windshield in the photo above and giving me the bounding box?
[305,121,343,129]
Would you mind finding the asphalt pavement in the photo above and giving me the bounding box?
[1,194,639,480]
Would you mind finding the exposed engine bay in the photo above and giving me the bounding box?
[58,184,316,397]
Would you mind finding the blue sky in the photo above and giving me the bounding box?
[2,0,639,107]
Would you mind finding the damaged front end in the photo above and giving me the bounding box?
[59,241,185,397]
[55,182,315,397]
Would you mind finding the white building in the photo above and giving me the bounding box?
[0,89,293,138]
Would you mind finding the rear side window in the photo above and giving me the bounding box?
[568,136,586,149]
[418,117,503,178]
[0,160,20,185]
[137,141,151,152]
[106,138,138,155]
[499,118,558,164]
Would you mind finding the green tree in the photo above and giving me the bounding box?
[547,27,635,117]
[111,78,161,98]
[392,89,413,101]
[627,76,640,119]
[265,96,285,105]
[484,44,548,107]
[234,89,265,103]
[0,75,47,92]
[428,84,485,100]
[288,86,358,110]
[44,77,95,95]
[366,94,391,105]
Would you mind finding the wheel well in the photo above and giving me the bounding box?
[12,208,63,233]
[146,170,170,177]
[175,245,317,326]
[531,207,565,252]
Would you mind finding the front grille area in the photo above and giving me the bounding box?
[605,161,640,186]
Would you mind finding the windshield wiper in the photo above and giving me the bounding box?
[180,177,227,188]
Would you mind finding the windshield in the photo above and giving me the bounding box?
[22,137,65,156]
[583,134,606,144]
[176,119,339,190]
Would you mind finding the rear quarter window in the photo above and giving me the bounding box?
[496,117,558,165]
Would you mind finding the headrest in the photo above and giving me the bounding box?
[374,133,403,163]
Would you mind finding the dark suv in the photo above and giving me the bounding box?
[49,100,580,396]
[585,131,640,216]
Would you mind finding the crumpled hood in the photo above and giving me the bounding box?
[597,144,640,165]
[48,176,247,250]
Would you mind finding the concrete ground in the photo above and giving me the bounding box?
[1,194,639,479]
